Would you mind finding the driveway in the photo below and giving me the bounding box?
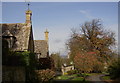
[86,74,106,83]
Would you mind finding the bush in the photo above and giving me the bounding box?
[64,72,68,75]
[35,69,55,82]
[67,70,78,75]
[93,61,104,73]
[74,52,104,73]
[108,59,120,79]
[10,51,37,81]
[76,73,83,77]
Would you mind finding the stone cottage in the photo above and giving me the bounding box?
[34,29,54,69]
[2,9,34,52]
[1,2,55,80]
[1,8,35,82]
[34,29,49,59]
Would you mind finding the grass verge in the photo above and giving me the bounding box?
[72,77,84,81]
[101,75,111,80]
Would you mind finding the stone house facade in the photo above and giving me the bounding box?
[34,40,49,59]
[34,29,49,59]
[1,9,34,82]
[34,29,54,70]
[1,8,51,81]
[1,9,34,53]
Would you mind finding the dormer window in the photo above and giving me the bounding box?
[9,36,16,48]
[2,30,16,49]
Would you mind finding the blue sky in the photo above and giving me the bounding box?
[2,2,118,55]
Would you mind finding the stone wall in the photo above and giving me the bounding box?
[2,66,25,82]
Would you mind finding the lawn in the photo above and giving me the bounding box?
[54,73,101,83]
[56,75,70,80]
[101,75,111,80]
[72,77,84,81]
[55,74,78,80]
[55,73,86,81]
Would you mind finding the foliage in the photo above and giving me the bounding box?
[11,51,37,67]
[67,70,78,75]
[93,61,104,73]
[74,52,104,73]
[2,39,37,81]
[64,72,68,75]
[50,53,63,71]
[13,51,37,81]
[72,77,84,81]
[108,58,120,79]
[36,57,53,70]
[67,19,116,62]
[35,69,55,82]
[76,73,83,77]
[3,50,37,81]
[101,75,110,80]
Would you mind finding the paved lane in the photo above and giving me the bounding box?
[86,74,106,83]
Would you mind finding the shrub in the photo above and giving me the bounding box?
[8,51,37,81]
[108,59,120,79]
[76,73,83,77]
[74,52,105,73]
[93,61,104,73]
[67,70,78,75]
[64,72,68,75]
[35,69,55,82]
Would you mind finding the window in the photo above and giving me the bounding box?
[2,36,16,49]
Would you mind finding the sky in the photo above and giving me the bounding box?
[1,0,120,2]
[1,2,118,56]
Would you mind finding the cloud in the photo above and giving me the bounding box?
[79,10,87,14]
[79,10,95,19]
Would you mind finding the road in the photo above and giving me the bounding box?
[86,74,107,83]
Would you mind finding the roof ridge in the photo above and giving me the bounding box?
[34,40,46,41]
[0,23,25,24]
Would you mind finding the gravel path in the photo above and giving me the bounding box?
[86,74,106,83]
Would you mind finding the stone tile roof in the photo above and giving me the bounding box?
[1,23,31,51]
[34,40,48,58]
[2,30,14,36]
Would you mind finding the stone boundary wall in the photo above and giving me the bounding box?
[2,66,25,82]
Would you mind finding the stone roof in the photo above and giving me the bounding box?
[1,23,32,51]
[34,40,48,58]
[2,30,14,36]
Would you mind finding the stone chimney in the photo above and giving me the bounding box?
[25,10,32,24]
[44,29,49,41]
